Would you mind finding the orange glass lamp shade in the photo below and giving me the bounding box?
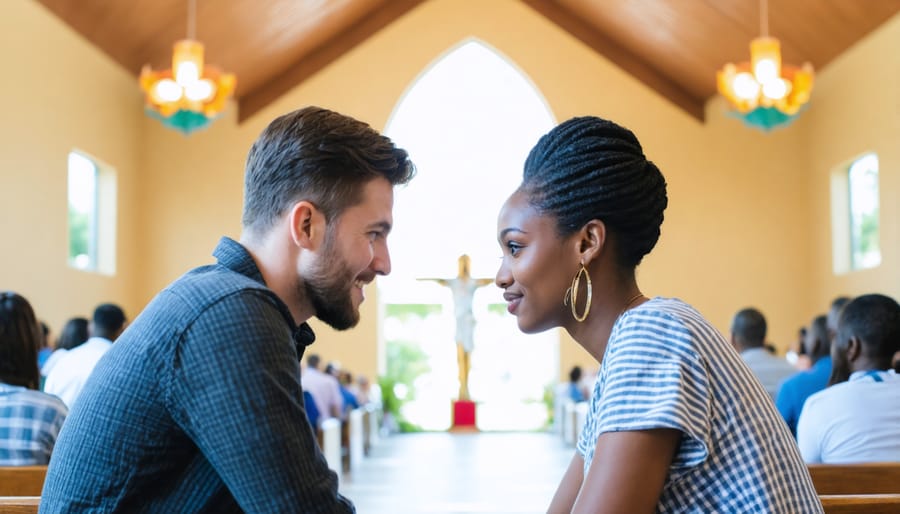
[717,37,814,131]
[140,40,236,134]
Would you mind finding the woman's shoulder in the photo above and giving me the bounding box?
[7,386,69,414]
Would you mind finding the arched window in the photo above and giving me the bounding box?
[379,40,557,430]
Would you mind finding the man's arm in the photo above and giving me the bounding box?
[168,291,353,513]
[796,397,823,463]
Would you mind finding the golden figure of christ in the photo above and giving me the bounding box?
[419,255,492,401]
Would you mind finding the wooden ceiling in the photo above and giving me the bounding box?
[35,0,900,123]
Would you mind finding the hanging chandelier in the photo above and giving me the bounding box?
[716,0,814,131]
[139,0,236,134]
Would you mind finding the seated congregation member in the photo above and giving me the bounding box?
[0,292,67,465]
[567,365,588,403]
[41,107,414,513]
[302,354,344,424]
[43,303,126,407]
[730,307,795,399]
[40,316,89,378]
[335,369,361,415]
[776,314,830,436]
[797,294,900,463]
[495,117,821,513]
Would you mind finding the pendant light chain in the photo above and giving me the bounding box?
[187,0,196,40]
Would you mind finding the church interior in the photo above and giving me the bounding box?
[3,0,900,511]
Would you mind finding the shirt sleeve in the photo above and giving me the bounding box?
[594,313,712,473]
[796,393,823,463]
[775,379,800,436]
[166,290,354,514]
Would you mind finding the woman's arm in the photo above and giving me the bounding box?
[547,453,585,514]
[572,429,681,514]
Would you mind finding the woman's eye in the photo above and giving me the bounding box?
[506,242,523,256]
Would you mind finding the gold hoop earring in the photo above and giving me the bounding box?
[563,263,592,322]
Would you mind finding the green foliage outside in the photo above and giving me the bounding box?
[858,209,879,255]
[68,206,90,261]
[487,303,507,316]
[379,304,439,432]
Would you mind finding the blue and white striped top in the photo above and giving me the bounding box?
[577,297,822,513]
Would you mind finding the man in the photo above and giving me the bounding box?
[43,303,126,407]
[301,354,343,423]
[775,314,829,436]
[41,107,415,513]
[775,296,849,436]
[797,294,900,463]
[730,307,794,399]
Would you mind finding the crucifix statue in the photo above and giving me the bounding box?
[419,255,492,401]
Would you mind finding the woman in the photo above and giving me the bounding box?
[40,316,90,378]
[495,117,821,513]
[0,292,68,465]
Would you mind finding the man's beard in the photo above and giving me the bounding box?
[302,236,360,331]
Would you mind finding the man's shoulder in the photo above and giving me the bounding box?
[803,380,854,411]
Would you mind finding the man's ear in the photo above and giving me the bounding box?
[845,336,862,363]
[288,201,326,250]
[577,219,607,264]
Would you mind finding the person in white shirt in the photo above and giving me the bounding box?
[44,304,127,408]
[300,354,343,425]
[730,307,795,399]
[797,293,900,463]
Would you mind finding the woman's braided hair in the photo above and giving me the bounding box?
[521,116,668,268]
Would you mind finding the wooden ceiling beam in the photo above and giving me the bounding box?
[238,0,426,123]
[521,0,706,122]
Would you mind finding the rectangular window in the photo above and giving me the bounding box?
[67,151,117,274]
[848,154,880,270]
[831,153,880,274]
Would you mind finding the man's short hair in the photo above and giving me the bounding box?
[837,294,900,361]
[307,354,321,370]
[93,303,126,334]
[731,308,767,347]
[242,106,415,237]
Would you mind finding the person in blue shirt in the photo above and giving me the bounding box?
[776,296,850,436]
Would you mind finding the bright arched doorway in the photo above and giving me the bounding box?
[378,40,557,431]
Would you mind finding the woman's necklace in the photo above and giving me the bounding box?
[619,293,645,319]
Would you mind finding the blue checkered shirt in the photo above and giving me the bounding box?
[0,383,67,465]
[40,237,354,513]
[578,298,823,513]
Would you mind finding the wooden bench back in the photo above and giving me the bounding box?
[0,496,40,514]
[809,463,900,495]
[0,467,47,496]
[820,494,900,514]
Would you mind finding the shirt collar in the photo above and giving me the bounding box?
[849,368,897,382]
[212,236,266,285]
[212,236,316,352]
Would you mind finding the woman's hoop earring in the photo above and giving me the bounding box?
[563,263,592,322]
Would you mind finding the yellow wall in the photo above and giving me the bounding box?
[3,0,897,384]
[0,0,143,333]
[136,0,817,381]
[804,13,900,305]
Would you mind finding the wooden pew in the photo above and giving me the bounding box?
[0,467,47,496]
[347,408,364,473]
[0,496,40,514]
[809,463,900,495]
[820,494,900,514]
[320,418,342,484]
[364,403,379,451]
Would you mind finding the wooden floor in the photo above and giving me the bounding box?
[340,431,572,514]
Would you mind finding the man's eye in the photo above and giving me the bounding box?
[507,242,523,256]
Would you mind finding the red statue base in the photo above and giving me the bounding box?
[452,399,477,430]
